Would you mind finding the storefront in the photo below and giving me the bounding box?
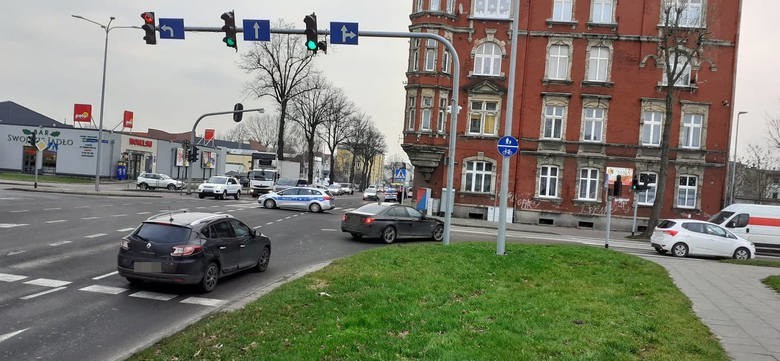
[120,135,158,179]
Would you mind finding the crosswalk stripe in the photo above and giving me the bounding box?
[180,297,226,307]
[92,271,118,280]
[129,291,177,301]
[0,273,27,282]
[9,210,28,213]
[79,285,128,295]
[49,241,72,246]
[45,220,67,224]
[85,233,108,239]
[80,216,100,220]
[0,223,28,228]
[24,278,72,288]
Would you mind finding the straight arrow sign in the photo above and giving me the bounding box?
[330,22,358,45]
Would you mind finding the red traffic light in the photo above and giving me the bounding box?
[142,12,154,24]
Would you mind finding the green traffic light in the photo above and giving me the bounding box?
[306,40,317,50]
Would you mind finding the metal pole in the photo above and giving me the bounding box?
[94,17,114,192]
[497,0,522,255]
[631,192,638,236]
[729,111,747,205]
[605,196,612,248]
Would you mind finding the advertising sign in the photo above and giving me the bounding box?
[606,167,633,185]
[202,151,216,169]
[123,111,134,129]
[73,104,92,123]
[204,128,215,142]
[175,148,186,167]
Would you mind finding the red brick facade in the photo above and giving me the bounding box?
[402,0,741,229]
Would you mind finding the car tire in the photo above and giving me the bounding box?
[382,226,397,244]
[254,246,271,272]
[350,232,362,240]
[126,277,143,286]
[431,225,444,242]
[234,191,240,200]
[671,242,689,257]
[654,247,666,255]
[198,193,205,199]
[733,247,751,260]
[139,183,148,190]
[220,191,227,200]
[309,203,322,213]
[264,199,276,209]
[200,262,219,292]
[167,184,175,191]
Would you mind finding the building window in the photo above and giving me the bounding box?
[437,94,448,133]
[442,50,451,73]
[677,175,697,208]
[539,165,559,198]
[447,0,456,14]
[543,105,565,140]
[409,39,420,72]
[587,46,610,82]
[681,113,703,149]
[429,0,440,11]
[546,44,570,80]
[637,172,658,205]
[421,96,433,131]
[591,0,614,23]
[473,0,511,19]
[469,100,499,136]
[407,96,416,130]
[424,39,437,71]
[465,160,494,193]
[641,111,663,146]
[552,0,574,21]
[664,0,704,28]
[417,0,424,12]
[578,168,599,201]
[582,107,604,142]
[664,52,692,87]
[474,42,502,76]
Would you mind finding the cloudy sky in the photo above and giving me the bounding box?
[1,1,778,161]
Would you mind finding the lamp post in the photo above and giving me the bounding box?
[72,15,136,192]
[730,111,748,204]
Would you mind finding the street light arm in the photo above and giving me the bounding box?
[71,15,107,29]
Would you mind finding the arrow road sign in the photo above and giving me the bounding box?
[158,18,185,39]
[330,22,358,45]
[243,19,270,41]
[497,135,519,157]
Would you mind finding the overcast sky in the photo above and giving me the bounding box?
[1,1,778,161]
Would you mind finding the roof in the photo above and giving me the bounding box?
[0,101,71,128]
[145,211,228,227]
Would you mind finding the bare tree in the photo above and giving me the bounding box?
[641,0,709,238]
[288,75,332,184]
[320,100,359,184]
[240,20,317,161]
[736,144,779,203]
[242,114,278,150]
[769,117,780,149]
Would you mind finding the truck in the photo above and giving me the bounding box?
[247,153,302,197]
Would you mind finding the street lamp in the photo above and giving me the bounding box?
[730,111,748,204]
[72,15,136,192]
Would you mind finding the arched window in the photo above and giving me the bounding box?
[474,42,501,76]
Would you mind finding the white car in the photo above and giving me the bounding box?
[651,219,755,260]
[362,185,378,200]
[136,172,183,191]
[327,183,343,195]
[197,176,242,200]
[257,187,335,213]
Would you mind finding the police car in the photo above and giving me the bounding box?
[257,187,335,213]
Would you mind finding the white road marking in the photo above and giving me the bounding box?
[81,216,100,220]
[0,273,27,282]
[79,285,128,295]
[45,219,67,224]
[0,328,28,343]
[266,222,274,225]
[333,207,342,210]
[180,297,226,307]
[6,250,25,256]
[74,205,90,209]
[20,287,67,300]
[321,228,338,232]
[136,211,151,215]
[196,206,207,209]
[85,233,108,239]
[9,210,28,213]
[111,214,128,217]
[43,207,62,211]
[92,271,118,280]
[210,205,220,208]
[0,223,28,228]
[252,225,263,229]
[284,216,293,220]
[24,278,72,288]
[275,218,284,222]
[49,241,72,247]
[117,228,135,232]
[129,291,177,301]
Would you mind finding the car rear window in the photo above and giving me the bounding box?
[656,220,677,229]
[354,204,386,215]
[135,223,191,244]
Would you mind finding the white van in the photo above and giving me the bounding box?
[708,204,780,250]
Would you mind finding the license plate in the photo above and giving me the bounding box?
[134,262,161,273]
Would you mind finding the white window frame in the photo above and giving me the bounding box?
[416,0,424,13]
[429,0,440,12]
[546,44,570,80]
[473,0,511,19]
[474,42,502,76]
[681,113,703,149]
[421,96,433,131]
[664,0,704,28]
[663,51,692,87]
[539,165,559,198]
[578,168,599,201]
[677,175,697,208]
[407,96,416,130]
[464,160,494,193]
[468,100,499,136]
[641,111,663,146]
[591,0,614,23]
[587,46,610,82]
[437,95,448,133]
[425,49,436,71]
[582,107,604,142]
[442,50,451,73]
[637,172,658,206]
[552,0,574,22]
[447,0,456,14]
[543,105,565,140]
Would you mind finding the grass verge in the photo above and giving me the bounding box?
[0,171,93,184]
[721,259,780,268]
[129,243,727,361]
[763,275,780,293]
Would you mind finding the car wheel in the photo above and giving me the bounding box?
[733,247,751,260]
[254,246,271,272]
[431,225,444,242]
[198,193,205,199]
[167,184,175,191]
[200,262,219,292]
[654,247,666,255]
[382,226,397,244]
[264,199,276,209]
[126,277,143,286]
[350,232,363,240]
[309,203,322,213]
[671,242,689,257]
[234,191,240,200]
[139,183,148,190]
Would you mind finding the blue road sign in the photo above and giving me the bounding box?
[330,22,358,45]
[243,19,270,41]
[158,18,185,39]
[394,168,407,181]
[497,136,519,157]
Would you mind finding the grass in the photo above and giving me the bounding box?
[721,259,780,268]
[763,276,780,293]
[129,243,727,361]
[0,171,94,184]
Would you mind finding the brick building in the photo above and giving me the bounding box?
[401,0,741,229]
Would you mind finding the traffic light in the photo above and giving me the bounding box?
[28,132,37,147]
[189,146,199,163]
[141,12,156,45]
[233,103,244,122]
[304,13,318,52]
[221,10,238,51]
[632,175,639,191]
[612,175,622,197]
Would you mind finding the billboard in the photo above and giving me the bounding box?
[73,104,92,123]
[123,111,134,129]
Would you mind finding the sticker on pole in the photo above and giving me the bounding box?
[497,136,518,157]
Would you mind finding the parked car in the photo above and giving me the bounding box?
[225,171,250,188]
[327,183,343,195]
[136,172,183,191]
[650,219,755,260]
[340,183,355,195]
[258,187,335,213]
[273,178,308,193]
[117,211,271,292]
[197,176,242,200]
[362,185,379,201]
[341,203,444,244]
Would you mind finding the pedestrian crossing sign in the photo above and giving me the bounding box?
[394,168,407,181]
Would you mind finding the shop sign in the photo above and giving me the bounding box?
[129,138,153,148]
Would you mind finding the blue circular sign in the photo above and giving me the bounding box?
[497,136,519,157]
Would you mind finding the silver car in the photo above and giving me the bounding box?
[258,187,335,213]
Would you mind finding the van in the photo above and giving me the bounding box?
[708,204,780,252]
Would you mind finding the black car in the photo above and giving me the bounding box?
[117,211,271,292]
[226,171,250,188]
[341,204,444,244]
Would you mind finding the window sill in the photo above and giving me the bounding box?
[586,22,617,30]
[581,80,614,88]
[546,19,578,28]
[536,196,563,204]
[656,83,698,92]
[543,79,573,86]
[459,191,496,197]
[468,16,512,22]
[673,207,700,212]
[463,134,500,139]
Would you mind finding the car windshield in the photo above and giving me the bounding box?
[135,223,191,244]
[277,178,298,186]
[207,177,227,184]
[707,211,734,225]
[354,204,387,215]
[249,171,275,181]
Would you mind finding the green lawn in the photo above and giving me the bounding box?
[763,275,780,293]
[129,243,727,361]
[0,171,93,184]
[721,259,780,268]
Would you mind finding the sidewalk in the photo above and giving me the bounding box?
[1,179,162,198]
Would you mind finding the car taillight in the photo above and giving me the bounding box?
[324,195,332,200]
[341,214,346,221]
[364,217,375,224]
[171,245,203,257]
[120,239,129,250]
[663,230,678,237]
